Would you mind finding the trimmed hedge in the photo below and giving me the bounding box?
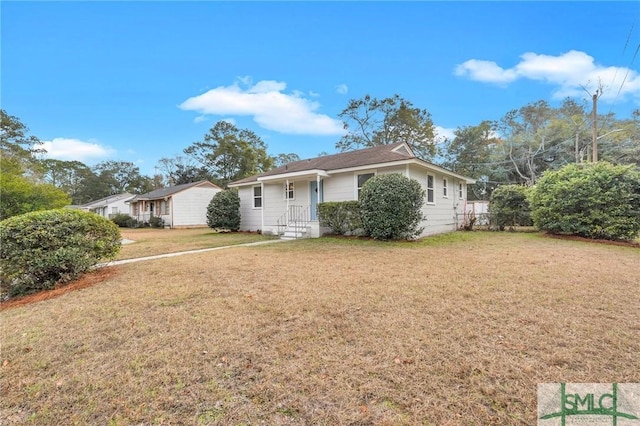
[0,209,121,298]
[530,162,640,241]
[207,189,241,231]
[359,173,425,240]
[318,201,362,235]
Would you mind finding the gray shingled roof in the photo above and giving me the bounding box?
[130,180,220,201]
[230,142,415,185]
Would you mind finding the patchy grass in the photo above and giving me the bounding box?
[2,232,638,425]
[116,228,274,260]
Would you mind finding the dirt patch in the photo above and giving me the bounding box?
[0,268,117,311]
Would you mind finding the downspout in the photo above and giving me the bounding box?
[285,178,290,220]
[260,182,264,233]
[170,196,174,228]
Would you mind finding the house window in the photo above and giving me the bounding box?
[459,183,464,199]
[443,178,448,198]
[284,182,295,200]
[357,173,375,199]
[160,200,170,215]
[111,207,119,214]
[427,174,435,203]
[253,186,262,208]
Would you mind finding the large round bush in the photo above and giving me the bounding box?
[207,189,241,231]
[489,184,532,230]
[359,173,425,240]
[530,162,640,241]
[0,209,121,298]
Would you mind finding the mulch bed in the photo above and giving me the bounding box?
[0,268,117,311]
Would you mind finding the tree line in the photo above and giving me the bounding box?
[2,93,638,219]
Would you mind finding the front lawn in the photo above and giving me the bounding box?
[2,232,638,424]
[116,227,275,260]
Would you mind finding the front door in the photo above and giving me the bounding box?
[309,180,323,220]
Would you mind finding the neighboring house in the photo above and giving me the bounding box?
[81,192,136,219]
[228,142,476,238]
[127,180,221,228]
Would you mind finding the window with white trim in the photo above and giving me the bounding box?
[253,186,262,208]
[357,173,375,199]
[284,182,295,200]
[427,174,435,203]
[458,183,464,199]
[443,178,448,197]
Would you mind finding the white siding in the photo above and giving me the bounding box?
[238,186,262,231]
[171,186,220,227]
[235,164,468,238]
[407,165,467,236]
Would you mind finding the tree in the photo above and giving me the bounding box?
[0,109,45,165]
[273,153,301,168]
[156,155,212,186]
[206,189,241,231]
[359,173,425,240]
[442,121,505,200]
[93,160,154,195]
[530,162,640,241]
[336,94,437,160]
[184,121,273,187]
[40,159,105,204]
[0,159,71,220]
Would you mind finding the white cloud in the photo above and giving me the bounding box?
[434,126,456,142]
[455,50,640,102]
[193,115,208,123]
[179,79,344,135]
[335,83,349,95]
[38,138,114,162]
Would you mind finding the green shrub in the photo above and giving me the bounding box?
[0,209,121,298]
[530,162,640,241]
[318,201,362,235]
[111,213,137,228]
[359,173,425,240]
[488,184,533,231]
[149,215,164,228]
[207,189,240,231]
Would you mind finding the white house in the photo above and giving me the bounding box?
[81,193,136,219]
[128,180,221,228]
[228,142,476,238]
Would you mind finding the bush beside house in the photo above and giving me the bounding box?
[359,174,425,240]
[207,189,241,231]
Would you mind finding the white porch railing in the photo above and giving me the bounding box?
[276,205,311,238]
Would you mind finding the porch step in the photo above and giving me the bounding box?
[280,225,309,240]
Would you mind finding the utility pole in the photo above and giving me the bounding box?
[581,83,602,162]
[591,91,599,162]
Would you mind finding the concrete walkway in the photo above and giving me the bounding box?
[97,239,287,268]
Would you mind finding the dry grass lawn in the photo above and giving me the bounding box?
[2,232,638,425]
[116,228,274,260]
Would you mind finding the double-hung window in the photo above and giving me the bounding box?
[458,183,464,199]
[357,173,375,199]
[284,182,295,200]
[443,178,448,198]
[426,174,435,204]
[253,186,262,208]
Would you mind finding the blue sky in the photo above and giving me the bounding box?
[3,1,639,176]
